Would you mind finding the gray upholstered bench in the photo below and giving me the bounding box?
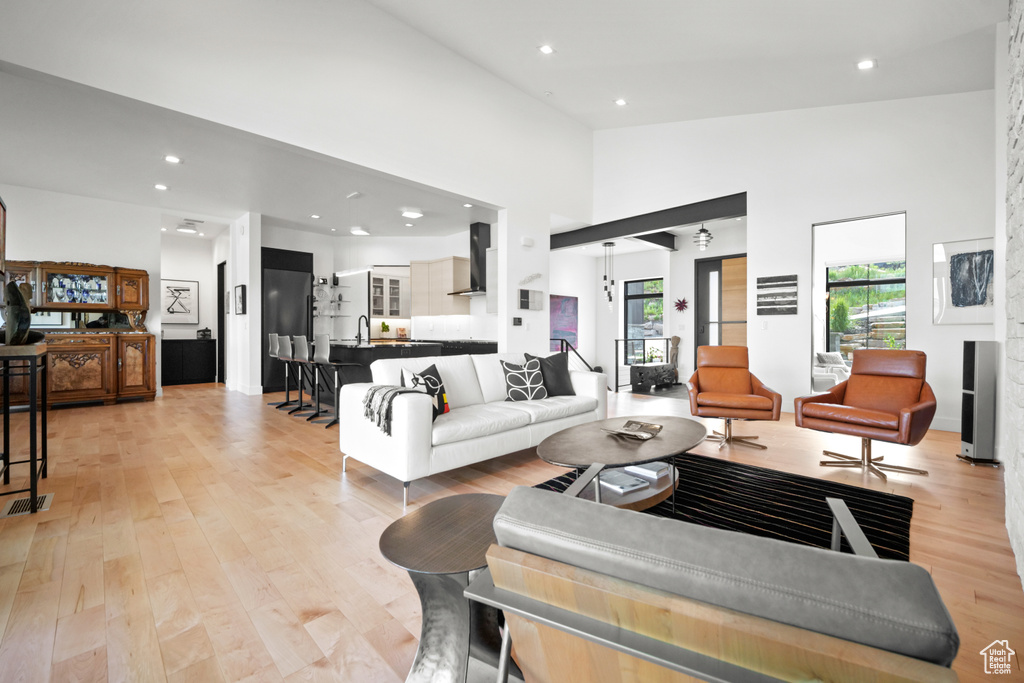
[467,484,959,682]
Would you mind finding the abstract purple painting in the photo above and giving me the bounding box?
[549,294,578,352]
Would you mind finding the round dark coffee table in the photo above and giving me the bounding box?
[379,493,522,683]
[537,415,707,511]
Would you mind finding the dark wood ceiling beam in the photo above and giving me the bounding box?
[550,192,746,251]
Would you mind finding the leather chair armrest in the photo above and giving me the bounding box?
[794,381,847,428]
[750,374,782,420]
[687,370,700,416]
[899,382,937,446]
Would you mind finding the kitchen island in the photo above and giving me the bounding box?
[328,339,497,384]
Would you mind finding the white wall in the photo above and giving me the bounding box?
[549,251,598,365]
[1,183,163,390]
[160,233,217,339]
[595,92,995,431]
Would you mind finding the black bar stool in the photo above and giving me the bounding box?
[266,333,290,407]
[276,336,309,412]
[289,335,317,417]
[310,334,361,428]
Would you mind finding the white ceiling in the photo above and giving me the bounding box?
[0,0,1009,241]
[0,63,497,241]
[367,0,1007,129]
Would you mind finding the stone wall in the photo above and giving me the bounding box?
[1007,0,1024,578]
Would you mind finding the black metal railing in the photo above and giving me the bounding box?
[550,339,593,372]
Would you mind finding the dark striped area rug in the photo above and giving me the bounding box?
[535,452,914,561]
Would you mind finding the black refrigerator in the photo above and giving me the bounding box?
[262,248,313,392]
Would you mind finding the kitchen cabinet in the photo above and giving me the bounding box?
[4,261,40,306]
[410,257,470,316]
[371,273,409,318]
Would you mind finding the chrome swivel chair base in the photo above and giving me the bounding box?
[820,437,928,482]
[704,418,766,450]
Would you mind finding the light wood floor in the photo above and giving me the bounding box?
[0,384,1020,682]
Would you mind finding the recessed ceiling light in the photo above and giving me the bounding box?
[176,227,197,234]
[160,228,167,232]
[331,228,336,232]
[154,184,168,191]
[402,210,423,219]
[463,203,473,208]
[405,223,414,228]
[539,45,555,55]
[350,227,369,236]
[164,155,181,164]
[857,59,876,70]
[614,99,627,107]
[199,232,205,236]
[310,214,321,219]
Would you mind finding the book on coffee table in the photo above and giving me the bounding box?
[598,469,650,494]
[624,461,672,481]
[601,420,664,441]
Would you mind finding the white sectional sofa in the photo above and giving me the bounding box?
[338,352,607,504]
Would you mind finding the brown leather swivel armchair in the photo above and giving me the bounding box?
[794,349,936,481]
[688,346,782,449]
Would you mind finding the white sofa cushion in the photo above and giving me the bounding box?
[504,395,599,424]
[473,353,526,403]
[431,403,532,446]
[372,354,485,409]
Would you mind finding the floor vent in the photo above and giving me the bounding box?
[0,493,53,518]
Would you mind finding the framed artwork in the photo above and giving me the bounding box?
[235,284,246,315]
[756,275,798,315]
[162,279,199,324]
[224,290,231,315]
[549,294,578,352]
[31,310,66,328]
[933,238,994,325]
[0,192,6,277]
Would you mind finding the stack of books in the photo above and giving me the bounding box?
[625,461,673,481]
[598,469,650,494]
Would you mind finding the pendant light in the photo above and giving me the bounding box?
[694,224,713,251]
[602,242,615,310]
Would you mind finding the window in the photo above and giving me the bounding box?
[623,278,664,364]
[826,261,906,356]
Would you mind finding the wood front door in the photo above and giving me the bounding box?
[694,254,748,367]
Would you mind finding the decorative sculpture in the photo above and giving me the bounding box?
[4,281,44,346]
[670,335,681,381]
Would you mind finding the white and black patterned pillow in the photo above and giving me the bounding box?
[501,359,548,401]
[401,364,450,420]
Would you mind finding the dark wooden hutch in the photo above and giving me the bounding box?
[4,261,156,406]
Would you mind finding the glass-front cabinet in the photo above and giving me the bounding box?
[40,264,112,309]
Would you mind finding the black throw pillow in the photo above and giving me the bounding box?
[501,359,548,401]
[525,352,576,397]
[401,364,450,421]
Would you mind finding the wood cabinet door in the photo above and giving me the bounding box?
[115,269,149,310]
[410,262,430,316]
[118,335,156,397]
[4,262,40,306]
[47,336,116,405]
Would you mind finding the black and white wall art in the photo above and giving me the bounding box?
[756,274,798,315]
[162,279,199,325]
[933,238,994,325]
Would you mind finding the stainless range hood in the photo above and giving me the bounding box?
[449,222,490,296]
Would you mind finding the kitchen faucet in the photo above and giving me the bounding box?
[357,315,370,345]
